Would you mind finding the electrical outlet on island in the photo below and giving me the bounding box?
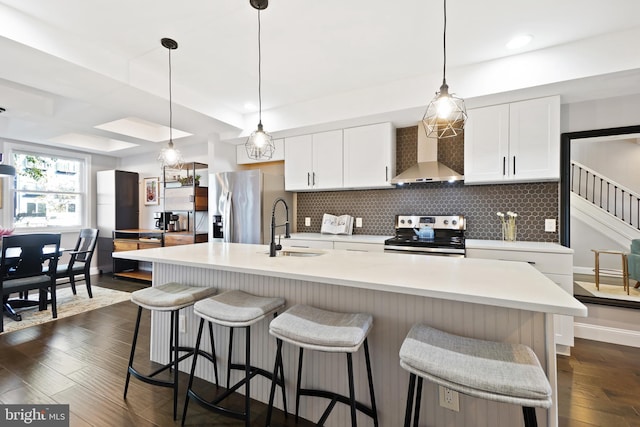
[305,217,311,227]
[439,386,460,411]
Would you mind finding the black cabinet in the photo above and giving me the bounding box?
[96,170,139,273]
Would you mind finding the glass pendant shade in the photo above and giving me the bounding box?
[246,122,275,160]
[158,141,183,169]
[423,82,467,139]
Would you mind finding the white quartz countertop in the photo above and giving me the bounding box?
[288,233,391,244]
[466,239,574,254]
[114,242,586,317]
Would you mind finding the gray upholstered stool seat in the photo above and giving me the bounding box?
[266,304,378,426]
[183,290,287,427]
[131,282,216,311]
[399,324,552,427]
[194,289,285,327]
[124,283,217,420]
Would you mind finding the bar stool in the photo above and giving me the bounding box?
[182,289,287,427]
[266,304,378,427]
[399,324,552,427]
[123,282,218,420]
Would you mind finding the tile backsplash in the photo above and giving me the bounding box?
[296,126,559,242]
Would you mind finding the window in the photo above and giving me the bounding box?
[11,150,88,230]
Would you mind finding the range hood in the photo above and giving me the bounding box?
[390,122,464,184]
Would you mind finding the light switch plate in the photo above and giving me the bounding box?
[545,219,556,232]
[305,217,311,227]
[439,386,460,411]
[355,217,363,228]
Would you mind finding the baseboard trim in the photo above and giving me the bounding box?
[574,322,640,348]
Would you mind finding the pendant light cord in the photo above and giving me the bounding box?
[442,0,447,86]
[257,9,263,125]
[168,46,174,145]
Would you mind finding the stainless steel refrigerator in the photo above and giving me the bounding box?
[210,170,292,244]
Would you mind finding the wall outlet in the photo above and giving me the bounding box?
[179,315,186,333]
[355,217,363,228]
[439,386,460,411]
[545,219,556,232]
[305,217,311,227]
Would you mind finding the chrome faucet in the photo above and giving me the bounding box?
[270,198,291,257]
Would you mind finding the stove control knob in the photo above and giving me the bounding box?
[400,219,405,224]
[407,219,412,225]
[443,219,449,225]
[452,220,457,226]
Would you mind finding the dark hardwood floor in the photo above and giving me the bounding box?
[1,274,639,426]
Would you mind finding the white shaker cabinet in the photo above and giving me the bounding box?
[284,130,343,191]
[465,239,574,355]
[343,122,396,189]
[464,95,560,185]
[236,138,284,164]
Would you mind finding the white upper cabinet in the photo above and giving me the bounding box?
[464,95,560,185]
[284,130,343,191]
[343,122,396,189]
[236,138,284,164]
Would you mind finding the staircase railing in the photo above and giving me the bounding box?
[571,160,640,230]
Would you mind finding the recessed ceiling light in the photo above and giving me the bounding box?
[506,34,533,50]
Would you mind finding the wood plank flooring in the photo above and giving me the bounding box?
[1,275,639,426]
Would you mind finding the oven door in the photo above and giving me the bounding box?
[384,244,465,257]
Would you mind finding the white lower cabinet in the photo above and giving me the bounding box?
[465,241,575,354]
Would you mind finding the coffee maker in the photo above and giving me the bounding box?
[154,211,173,230]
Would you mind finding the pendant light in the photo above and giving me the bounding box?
[245,0,276,161]
[423,0,467,139]
[158,37,184,169]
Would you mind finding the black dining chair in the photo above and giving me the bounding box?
[1,233,61,333]
[54,228,99,298]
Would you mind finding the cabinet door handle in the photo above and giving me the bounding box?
[312,172,316,186]
[307,172,310,186]
[513,157,516,175]
[385,166,388,181]
[502,157,506,176]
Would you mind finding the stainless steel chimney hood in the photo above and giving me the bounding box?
[390,122,464,184]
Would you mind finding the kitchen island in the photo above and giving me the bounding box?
[114,242,586,427]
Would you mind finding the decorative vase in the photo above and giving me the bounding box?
[502,222,516,242]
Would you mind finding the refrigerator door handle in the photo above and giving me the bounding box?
[222,191,233,243]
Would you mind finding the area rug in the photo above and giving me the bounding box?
[575,281,640,303]
[1,286,131,334]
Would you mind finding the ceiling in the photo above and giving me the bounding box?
[1,0,640,158]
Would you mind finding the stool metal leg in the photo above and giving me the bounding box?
[346,352,357,426]
[266,338,284,427]
[172,309,180,420]
[227,327,234,389]
[182,318,206,426]
[295,347,304,422]
[403,373,416,427]
[363,339,378,427]
[123,306,143,399]
[208,321,219,386]
[413,377,423,427]
[523,407,538,427]
[244,326,251,427]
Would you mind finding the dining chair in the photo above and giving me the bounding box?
[1,233,61,332]
[54,228,99,298]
